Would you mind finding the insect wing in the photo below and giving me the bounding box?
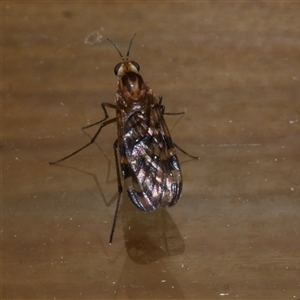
[119,93,182,212]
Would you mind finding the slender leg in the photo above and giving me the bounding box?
[109,139,123,244]
[49,117,117,164]
[164,111,185,116]
[49,102,117,164]
[174,142,199,160]
[157,96,198,159]
[82,102,116,129]
[157,96,185,115]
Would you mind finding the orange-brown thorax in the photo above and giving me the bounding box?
[118,71,147,102]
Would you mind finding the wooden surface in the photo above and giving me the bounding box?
[2,2,300,299]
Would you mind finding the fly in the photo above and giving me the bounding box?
[49,34,199,244]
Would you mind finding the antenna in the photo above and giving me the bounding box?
[126,33,137,59]
[107,33,137,61]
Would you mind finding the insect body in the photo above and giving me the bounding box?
[50,34,197,243]
[115,54,182,212]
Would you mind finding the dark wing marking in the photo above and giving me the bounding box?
[118,92,182,212]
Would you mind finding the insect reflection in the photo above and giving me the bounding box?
[49,34,198,244]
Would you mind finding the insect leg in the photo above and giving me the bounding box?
[164,110,185,116]
[109,138,122,244]
[49,117,117,164]
[82,102,116,129]
[156,96,198,159]
[174,142,199,160]
[157,96,185,116]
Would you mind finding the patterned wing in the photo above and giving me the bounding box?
[118,93,182,212]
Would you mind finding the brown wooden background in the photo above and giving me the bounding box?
[2,2,300,299]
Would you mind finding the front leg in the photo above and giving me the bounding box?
[82,102,116,129]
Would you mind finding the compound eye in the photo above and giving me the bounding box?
[114,63,124,76]
[129,61,140,73]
